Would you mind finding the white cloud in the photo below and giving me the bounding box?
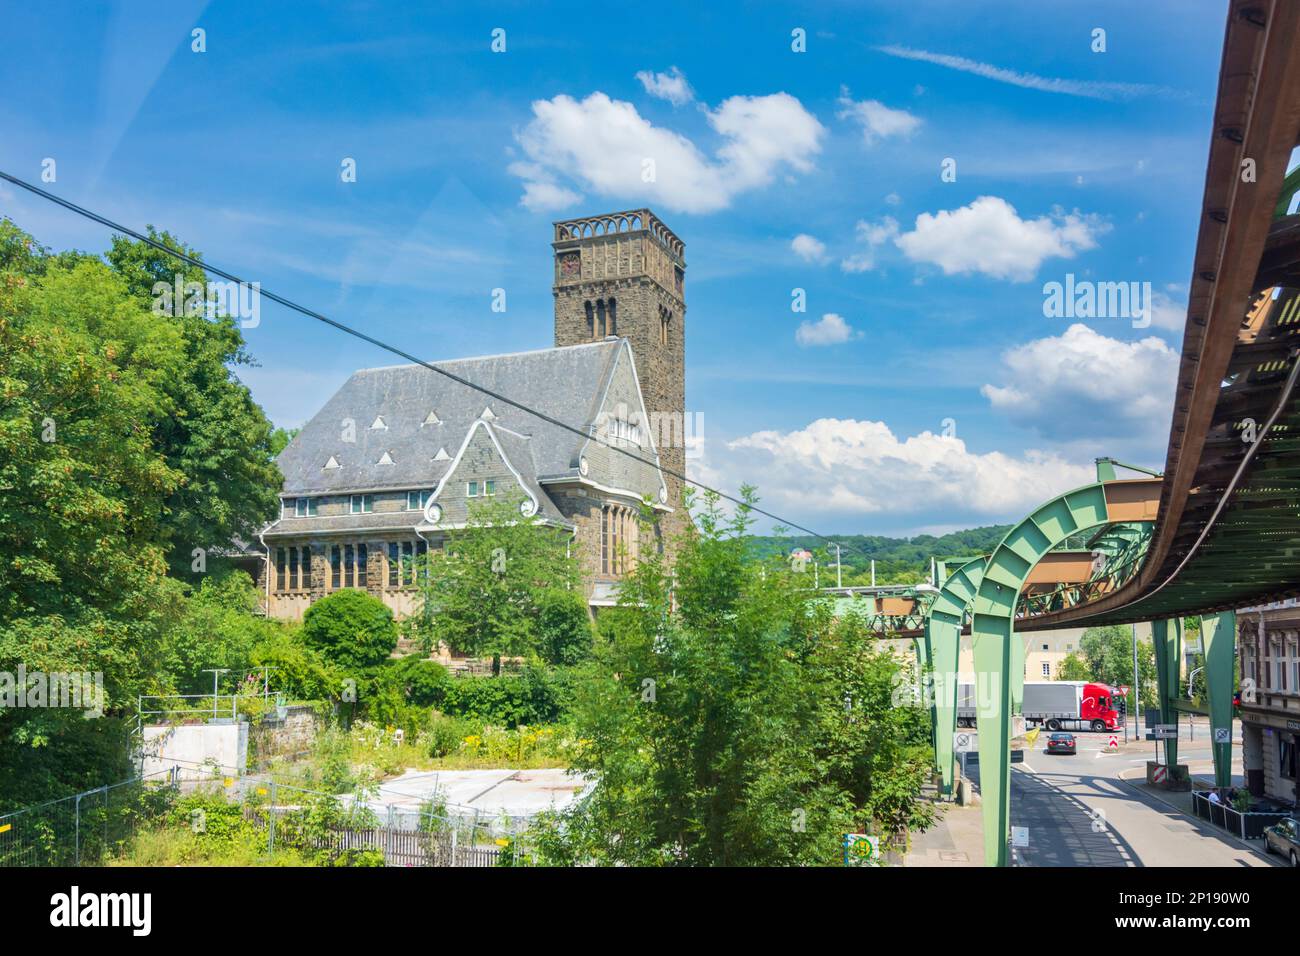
[791,233,827,263]
[841,216,898,273]
[836,88,921,146]
[635,66,693,106]
[875,45,1183,101]
[1148,290,1186,331]
[884,192,901,206]
[895,196,1105,281]
[981,323,1178,440]
[690,418,1093,528]
[795,312,861,346]
[512,91,825,214]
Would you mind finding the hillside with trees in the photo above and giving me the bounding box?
[746,525,1013,584]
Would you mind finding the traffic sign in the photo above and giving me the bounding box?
[1152,765,1168,784]
[953,731,977,753]
[1107,734,1119,751]
[1011,826,1029,848]
[1214,727,1230,744]
[1153,724,1178,739]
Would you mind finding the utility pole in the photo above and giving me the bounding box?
[1131,624,1141,742]
[870,559,876,587]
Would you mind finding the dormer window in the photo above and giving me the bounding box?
[406,490,433,511]
[350,494,374,514]
[285,497,318,518]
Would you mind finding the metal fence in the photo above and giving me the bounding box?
[0,770,511,867]
[0,769,180,867]
[246,780,508,867]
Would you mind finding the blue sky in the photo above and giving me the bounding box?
[0,1,1245,534]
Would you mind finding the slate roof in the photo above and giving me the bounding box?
[275,339,624,504]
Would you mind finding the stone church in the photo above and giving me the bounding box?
[259,209,687,620]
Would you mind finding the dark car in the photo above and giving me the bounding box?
[1046,732,1076,755]
[1264,817,1300,866]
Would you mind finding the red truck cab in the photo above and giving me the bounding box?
[1081,683,1122,730]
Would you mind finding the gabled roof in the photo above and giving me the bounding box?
[276,340,624,497]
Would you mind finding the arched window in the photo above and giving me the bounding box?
[596,299,607,338]
[584,301,594,338]
[607,298,617,335]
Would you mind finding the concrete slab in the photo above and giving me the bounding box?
[368,767,593,830]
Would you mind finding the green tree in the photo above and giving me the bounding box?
[409,495,581,673]
[533,487,934,866]
[1079,625,1157,709]
[301,589,398,673]
[1058,652,1090,681]
[104,228,282,577]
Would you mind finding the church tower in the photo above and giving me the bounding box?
[552,210,687,523]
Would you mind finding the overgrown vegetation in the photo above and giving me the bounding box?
[525,489,935,867]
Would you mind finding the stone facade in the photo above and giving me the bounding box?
[552,210,688,552]
[260,210,685,626]
[1239,602,1300,806]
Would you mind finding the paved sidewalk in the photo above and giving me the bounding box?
[902,787,983,867]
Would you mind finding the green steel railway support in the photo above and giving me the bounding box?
[971,476,1118,867]
[924,556,985,797]
[1201,611,1237,789]
[1151,618,1183,768]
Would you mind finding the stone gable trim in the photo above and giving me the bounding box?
[576,339,669,503]
[426,418,542,519]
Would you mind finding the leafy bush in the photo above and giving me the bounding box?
[387,656,451,707]
[538,590,594,665]
[439,665,566,727]
[424,714,482,758]
[302,589,397,672]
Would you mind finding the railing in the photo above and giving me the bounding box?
[1190,790,1291,840]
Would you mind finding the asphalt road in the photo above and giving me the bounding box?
[971,725,1278,867]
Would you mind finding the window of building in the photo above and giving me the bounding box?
[607,298,616,335]
[596,299,607,338]
[276,548,287,591]
[401,541,414,586]
[1041,662,1051,677]
[1042,644,1048,651]
[388,542,399,587]
[296,546,312,589]
[343,545,355,587]
[288,547,299,591]
[584,300,594,338]
[467,481,480,498]
[406,490,432,511]
[1281,737,1297,781]
[330,545,341,589]
[484,479,496,496]
[350,494,374,514]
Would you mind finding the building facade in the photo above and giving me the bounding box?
[1238,601,1300,806]
[258,209,686,622]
